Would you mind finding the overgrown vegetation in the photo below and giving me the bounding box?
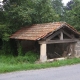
[63,0,80,31]
[0,0,80,73]
[0,57,80,73]
[0,0,61,55]
[0,0,80,56]
[0,51,39,63]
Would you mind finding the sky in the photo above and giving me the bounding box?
[0,0,71,6]
[0,0,3,5]
[0,0,3,2]
[62,0,71,6]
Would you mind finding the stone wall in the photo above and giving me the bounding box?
[75,41,80,58]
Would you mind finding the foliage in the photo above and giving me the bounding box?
[0,0,60,55]
[25,51,39,63]
[2,0,58,34]
[52,0,63,15]
[17,42,23,56]
[62,0,80,31]
[31,0,57,23]
[0,51,39,64]
[0,41,12,55]
[0,57,80,73]
[0,0,80,56]
[65,0,74,10]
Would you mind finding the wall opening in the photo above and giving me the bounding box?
[21,40,40,54]
[47,43,71,59]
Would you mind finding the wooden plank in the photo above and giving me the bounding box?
[39,39,77,44]
[62,30,73,39]
[46,29,74,41]
[46,30,61,41]
[60,32,63,40]
[46,39,77,44]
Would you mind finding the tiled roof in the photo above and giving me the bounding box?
[10,22,80,40]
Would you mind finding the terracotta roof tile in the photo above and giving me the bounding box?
[10,22,80,40]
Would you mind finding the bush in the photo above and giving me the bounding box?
[1,41,13,55]
[17,42,23,56]
[25,51,39,63]
[0,51,39,64]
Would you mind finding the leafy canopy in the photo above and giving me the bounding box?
[0,0,59,41]
[63,0,80,31]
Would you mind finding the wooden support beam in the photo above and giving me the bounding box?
[62,30,73,39]
[39,39,77,44]
[46,30,61,41]
[45,29,75,41]
[60,32,63,40]
[47,39,77,44]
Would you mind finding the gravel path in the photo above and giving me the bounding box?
[0,64,80,80]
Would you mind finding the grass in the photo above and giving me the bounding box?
[0,55,80,73]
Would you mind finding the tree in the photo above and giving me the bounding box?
[2,0,58,33]
[52,0,63,15]
[52,0,64,21]
[63,0,80,31]
[32,0,58,23]
[65,0,74,10]
[0,0,59,55]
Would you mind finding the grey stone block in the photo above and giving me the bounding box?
[75,47,80,50]
[76,50,80,57]
[76,43,80,46]
[77,50,80,54]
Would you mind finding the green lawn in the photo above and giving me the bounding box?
[0,55,80,73]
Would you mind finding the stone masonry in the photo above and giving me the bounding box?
[75,41,80,58]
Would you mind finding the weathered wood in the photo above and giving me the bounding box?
[46,30,61,41]
[39,39,77,44]
[62,51,67,57]
[46,29,74,41]
[62,30,73,39]
[47,39,77,44]
[60,32,63,40]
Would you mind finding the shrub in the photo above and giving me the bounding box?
[25,51,39,63]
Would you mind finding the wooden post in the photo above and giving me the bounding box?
[60,32,63,40]
[40,44,47,62]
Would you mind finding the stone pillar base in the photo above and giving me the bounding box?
[40,44,47,62]
[40,55,47,62]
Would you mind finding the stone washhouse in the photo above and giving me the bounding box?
[10,22,80,62]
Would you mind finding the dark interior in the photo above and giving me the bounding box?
[47,43,70,59]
